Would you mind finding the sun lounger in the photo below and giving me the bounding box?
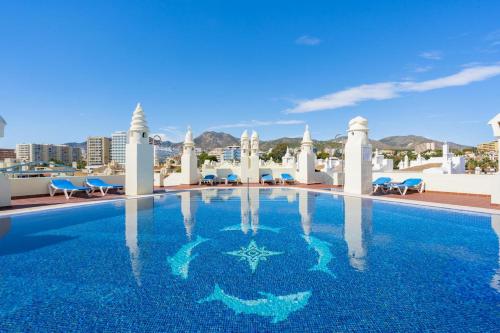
[372,177,392,193]
[388,178,424,195]
[49,179,91,199]
[261,174,275,185]
[85,178,124,196]
[226,174,241,185]
[200,174,217,186]
[280,173,295,184]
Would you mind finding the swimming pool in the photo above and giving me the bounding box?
[0,188,499,332]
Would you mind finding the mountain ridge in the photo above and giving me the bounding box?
[65,132,472,152]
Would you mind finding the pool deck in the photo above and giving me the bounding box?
[1,183,499,216]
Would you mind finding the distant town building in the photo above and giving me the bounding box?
[415,142,436,153]
[0,148,16,161]
[208,148,224,161]
[72,148,82,163]
[86,136,111,166]
[15,143,80,165]
[111,131,127,166]
[477,140,499,153]
[223,145,241,161]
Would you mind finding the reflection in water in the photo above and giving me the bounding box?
[343,196,372,272]
[302,235,336,277]
[491,215,500,293]
[179,191,199,239]
[0,217,11,239]
[269,188,297,203]
[299,190,315,238]
[298,191,336,277]
[240,188,250,234]
[250,188,260,234]
[201,189,218,204]
[125,197,154,286]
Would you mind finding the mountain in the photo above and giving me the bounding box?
[378,135,471,150]
[64,142,87,150]
[64,132,472,154]
[193,131,239,150]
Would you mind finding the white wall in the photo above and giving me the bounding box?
[9,175,125,197]
[373,171,495,195]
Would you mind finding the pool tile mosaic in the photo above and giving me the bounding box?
[0,188,499,332]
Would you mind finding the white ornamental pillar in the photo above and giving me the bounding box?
[344,116,373,195]
[0,116,11,207]
[296,125,316,184]
[181,126,199,185]
[249,131,260,182]
[125,103,154,195]
[240,130,250,183]
[488,114,500,204]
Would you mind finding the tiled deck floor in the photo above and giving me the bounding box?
[376,191,500,210]
[1,188,165,211]
[2,184,499,212]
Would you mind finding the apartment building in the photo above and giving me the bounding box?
[15,144,81,165]
[86,136,111,166]
[223,146,241,161]
[0,149,15,160]
[111,131,127,166]
[477,140,499,153]
[415,142,436,154]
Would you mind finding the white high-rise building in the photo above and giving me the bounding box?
[111,131,127,166]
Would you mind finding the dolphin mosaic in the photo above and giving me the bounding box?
[221,224,282,234]
[167,235,209,279]
[198,284,312,323]
[303,235,337,277]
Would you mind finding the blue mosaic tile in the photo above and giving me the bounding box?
[0,189,499,332]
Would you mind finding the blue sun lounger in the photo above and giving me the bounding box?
[85,178,124,196]
[372,177,392,193]
[280,173,295,184]
[226,174,240,185]
[388,178,424,195]
[200,174,216,185]
[49,179,91,199]
[261,174,275,185]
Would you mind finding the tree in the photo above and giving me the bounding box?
[267,143,289,162]
[316,151,329,160]
[198,152,218,167]
[76,160,87,169]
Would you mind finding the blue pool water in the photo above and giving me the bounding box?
[0,188,499,332]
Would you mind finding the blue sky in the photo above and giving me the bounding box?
[1,0,500,148]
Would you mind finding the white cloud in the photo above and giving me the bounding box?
[286,65,500,113]
[157,126,185,142]
[401,65,500,92]
[208,119,305,130]
[414,65,432,73]
[150,133,169,142]
[295,35,321,46]
[419,50,443,60]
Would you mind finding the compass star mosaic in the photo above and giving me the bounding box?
[225,240,283,273]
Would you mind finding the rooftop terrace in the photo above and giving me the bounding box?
[1,184,499,216]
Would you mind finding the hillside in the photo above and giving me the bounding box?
[193,131,239,150]
[379,135,471,150]
[65,132,472,153]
